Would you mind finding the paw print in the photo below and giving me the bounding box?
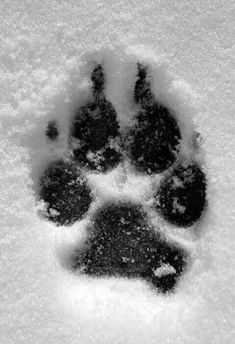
[39,61,207,294]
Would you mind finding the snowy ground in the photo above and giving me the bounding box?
[0,1,235,343]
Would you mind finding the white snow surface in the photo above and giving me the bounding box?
[0,1,235,343]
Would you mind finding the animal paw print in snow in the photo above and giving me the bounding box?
[40,62,207,293]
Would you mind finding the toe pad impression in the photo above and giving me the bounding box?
[155,163,207,227]
[39,159,92,226]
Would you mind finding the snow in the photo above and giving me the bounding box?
[1,1,235,343]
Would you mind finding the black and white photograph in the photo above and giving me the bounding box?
[0,1,234,343]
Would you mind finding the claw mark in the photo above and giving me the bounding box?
[46,120,58,141]
[91,64,105,94]
[135,64,154,106]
